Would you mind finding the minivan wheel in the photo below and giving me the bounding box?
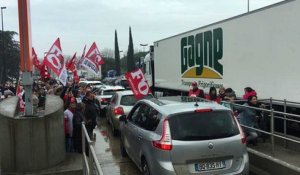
[120,138,127,157]
[142,159,150,175]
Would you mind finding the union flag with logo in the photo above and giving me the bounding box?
[125,69,151,100]
[80,42,104,75]
[44,38,67,85]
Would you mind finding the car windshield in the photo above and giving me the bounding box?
[120,94,153,106]
[169,111,239,141]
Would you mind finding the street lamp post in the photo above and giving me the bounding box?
[1,7,6,32]
[1,7,7,83]
[140,43,148,53]
[140,44,148,68]
[247,0,250,12]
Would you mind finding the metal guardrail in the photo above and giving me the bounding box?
[225,98,300,155]
[181,96,300,155]
[82,123,104,175]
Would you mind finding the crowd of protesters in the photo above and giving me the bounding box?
[0,79,270,149]
[188,82,267,146]
[0,78,101,153]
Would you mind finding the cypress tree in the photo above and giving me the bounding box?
[127,27,135,72]
[114,30,121,76]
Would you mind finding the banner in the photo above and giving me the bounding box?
[125,68,151,100]
[81,42,104,75]
[44,38,67,85]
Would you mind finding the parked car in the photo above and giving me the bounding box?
[119,97,249,175]
[106,90,153,135]
[94,85,125,117]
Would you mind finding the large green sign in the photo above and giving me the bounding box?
[181,28,223,79]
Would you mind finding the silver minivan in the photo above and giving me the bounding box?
[119,97,249,175]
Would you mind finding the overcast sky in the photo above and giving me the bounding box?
[2,0,284,57]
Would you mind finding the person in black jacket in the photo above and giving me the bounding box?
[72,103,85,153]
[83,91,98,139]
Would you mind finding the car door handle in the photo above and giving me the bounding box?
[138,135,143,140]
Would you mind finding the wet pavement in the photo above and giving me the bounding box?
[94,117,141,175]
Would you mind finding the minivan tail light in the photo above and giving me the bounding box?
[114,106,124,115]
[152,119,172,151]
[194,108,212,113]
[234,116,246,144]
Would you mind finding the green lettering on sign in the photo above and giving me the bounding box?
[180,27,223,78]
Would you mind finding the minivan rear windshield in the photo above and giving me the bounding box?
[121,94,153,106]
[169,111,239,141]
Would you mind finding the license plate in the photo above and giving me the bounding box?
[195,161,226,171]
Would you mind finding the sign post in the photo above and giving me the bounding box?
[18,0,33,116]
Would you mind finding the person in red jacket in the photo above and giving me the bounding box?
[243,87,257,100]
[205,87,221,103]
[188,82,204,98]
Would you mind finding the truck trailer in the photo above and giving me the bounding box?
[144,0,300,102]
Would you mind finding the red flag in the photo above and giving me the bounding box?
[85,42,104,65]
[66,52,77,71]
[40,61,51,80]
[125,68,151,100]
[81,42,104,74]
[44,38,67,85]
[44,38,64,76]
[32,47,42,70]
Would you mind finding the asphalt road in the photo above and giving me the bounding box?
[94,117,141,175]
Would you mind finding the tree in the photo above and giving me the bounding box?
[0,31,20,83]
[127,27,135,72]
[114,30,121,76]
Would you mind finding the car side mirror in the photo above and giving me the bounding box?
[119,115,127,123]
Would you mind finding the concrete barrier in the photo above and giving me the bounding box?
[0,95,65,172]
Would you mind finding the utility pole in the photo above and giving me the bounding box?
[1,7,7,83]
[248,0,250,12]
[18,0,33,116]
[140,44,148,68]
[1,7,6,32]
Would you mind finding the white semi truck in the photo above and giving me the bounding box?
[144,0,300,102]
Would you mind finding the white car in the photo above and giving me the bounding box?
[94,85,125,117]
[79,80,103,88]
[106,90,153,135]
